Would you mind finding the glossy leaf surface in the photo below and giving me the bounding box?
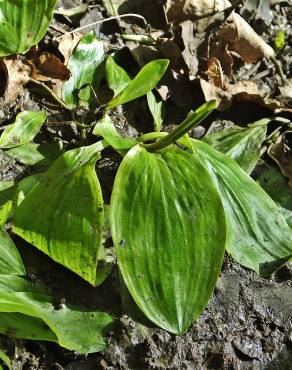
[13,144,104,285]
[105,55,131,96]
[203,120,268,174]
[110,145,226,334]
[0,111,46,149]
[0,275,114,353]
[93,114,136,155]
[192,139,292,277]
[62,33,104,108]
[107,59,169,108]
[0,229,25,276]
[0,0,57,56]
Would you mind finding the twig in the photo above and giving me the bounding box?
[29,78,70,110]
[57,14,149,40]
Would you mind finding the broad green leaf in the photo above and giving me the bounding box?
[0,174,42,225]
[13,144,104,285]
[0,312,57,342]
[0,111,46,149]
[107,59,169,108]
[0,0,57,57]
[0,229,25,276]
[105,55,131,96]
[5,143,62,168]
[191,139,292,277]
[110,145,226,334]
[203,119,269,174]
[257,167,292,211]
[93,114,136,155]
[0,181,15,207]
[257,167,292,227]
[0,275,115,353]
[147,91,164,132]
[62,33,104,108]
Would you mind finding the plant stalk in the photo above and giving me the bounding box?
[141,100,216,152]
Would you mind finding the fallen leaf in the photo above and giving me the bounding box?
[0,58,30,108]
[56,32,83,66]
[200,78,292,112]
[166,0,230,23]
[29,52,70,81]
[205,57,225,88]
[268,131,292,188]
[217,12,275,63]
[55,4,88,17]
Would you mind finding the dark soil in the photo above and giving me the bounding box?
[0,0,291,369]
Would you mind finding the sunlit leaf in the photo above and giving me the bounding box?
[0,111,46,149]
[105,55,131,96]
[13,144,104,285]
[0,0,57,57]
[93,114,136,155]
[147,91,164,132]
[191,139,292,277]
[0,229,25,276]
[107,59,169,108]
[203,119,269,174]
[62,33,104,108]
[5,143,62,168]
[110,145,226,334]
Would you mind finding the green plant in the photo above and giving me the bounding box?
[0,25,291,353]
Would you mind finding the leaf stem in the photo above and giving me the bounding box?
[29,78,70,111]
[141,100,216,152]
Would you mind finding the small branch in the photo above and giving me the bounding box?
[57,14,149,39]
[29,78,70,110]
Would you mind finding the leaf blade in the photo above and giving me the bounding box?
[110,145,226,333]
[12,144,104,285]
[107,59,169,108]
[192,139,292,277]
[0,111,46,149]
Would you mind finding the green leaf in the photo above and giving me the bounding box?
[13,144,105,285]
[107,59,169,108]
[147,91,164,132]
[257,167,292,227]
[0,229,25,276]
[0,181,15,207]
[0,111,47,149]
[0,0,57,57]
[62,33,104,108]
[0,275,115,353]
[0,350,12,370]
[110,145,226,334]
[105,55,131,96]
[0,312,57,342]
[191,139,292,277]
[93,114,136,155]
[203,120,268,174]
[5,143,62,168]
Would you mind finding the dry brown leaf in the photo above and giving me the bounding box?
[166,0,230,23]
[268,131,292,188]
[205,57,225,88]
[57,32,83,66]
[200,78,292,112]
[0,58,30,108]
[29,52,70,82]
[218,12,275,63]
